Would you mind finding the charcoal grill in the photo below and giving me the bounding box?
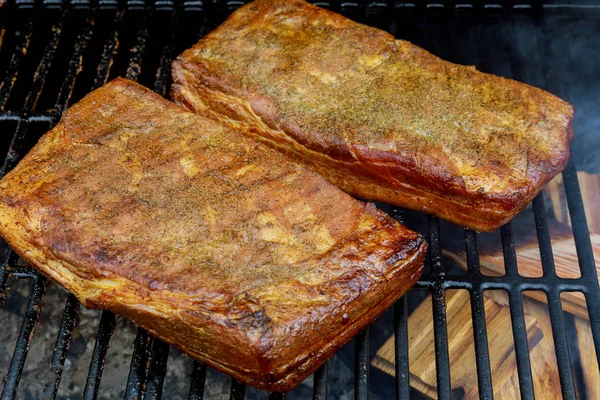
[0,0,599,399]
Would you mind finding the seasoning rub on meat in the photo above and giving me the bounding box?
[172,0,574,231]
[0,78,426,392]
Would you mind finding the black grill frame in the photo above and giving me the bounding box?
[0,1,598,399]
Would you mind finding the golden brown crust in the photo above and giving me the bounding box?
[0,78,426,391]
[171,0,574,232]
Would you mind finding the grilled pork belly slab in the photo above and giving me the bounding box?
[0,78,426,392]
[171,0,574,232]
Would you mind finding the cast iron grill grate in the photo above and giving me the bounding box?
[0,0,598,399]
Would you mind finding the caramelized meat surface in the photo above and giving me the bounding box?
[172,0,574,231]
[0,78,426,391]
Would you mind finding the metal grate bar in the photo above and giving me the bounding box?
[0,12,34,110]
[0,111,54,122]
[532,195,559,277]
[0,258,9,303]
[143,338,170,400]
[312,362,328,400]
[0,118,27,177]
[561,159,600,368]
[42,293,80,400]
[0,211,18,300]
[393,296,409,400]
[500,223,536,399]
[83,310,117,400]
[390,208,410,400]
[56,9,95,110]
[3,263,38,280]
[125,328,153,400]
[546,289,577,398]
[153,9,176,97]
[531,194,577,398]
[583,282,600,375]
[0,274,48,400]
[500,224,520,278]
[354,327,369,400]
[268,392,285,400]
[125,7,153,81]
[187,361,207,400]
[414,274,594,291]
[427,215,452,400]
[229,378,246,400]
[22,10,66,111]
[562,159,599,283]
[93,9,125,90]
[464,230,493,399]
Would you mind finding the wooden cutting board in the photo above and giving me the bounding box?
[372,290,542,399]
[373,290,600,399]
[443,227,600,321]
[485,290,600,400]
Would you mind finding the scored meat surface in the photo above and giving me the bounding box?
[171,0,574,232]
[0,78,426,392]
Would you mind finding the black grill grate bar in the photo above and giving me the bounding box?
[153,9,177,97]
[22,10,66,111]
[427,215,452,400]
[354,327,369,400]
[507,289,536,399]
[0,12,33,110]
[312,362,328,400]
[546,290,577,398]
[393,296,409,400]
[125,328,153,400]
[562,160,599,284]
[93,9,125,90]
[532,195,559,278]
[125,6,152,81]
[0,118,28,177]
[562,159,600,370]
[142,338,170,400]
[268,392,285,400]
[229,378,246,400]
[2,264,38,279]
[414,275,592,291]
[584,286,600,374]
[56,9,95,110]
[390,208,410,400]
[42,293,80,400]
[0,250,13,302]
[0,111,55,121]
[531,194,577,397]
[0,274,48,400]
[500,224,520,278]
[187,360,207,400]
[0,244,22,305]
[83,310,117,400]
[464,230,493,400]
[500,223,536,399]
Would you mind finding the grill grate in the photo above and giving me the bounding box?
[0,1,599,399]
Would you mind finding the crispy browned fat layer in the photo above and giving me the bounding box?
[171,0,574,232]
[0,78,426,392]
